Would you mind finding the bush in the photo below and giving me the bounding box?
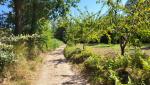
[36,18,63,52]
[64,45,92,64]
[64,46,82,58]
[86,48,150,84]
[104,55,128,70]
[0,31,43,84]
[84,55,117,85]
[64,44,150,85]
[48,39,63,50]
[72,50,92,64]
[0,50,15,74]
[128,49,150,85]
[84,55,101,73]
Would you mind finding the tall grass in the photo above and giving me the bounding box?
[0,28,63,84]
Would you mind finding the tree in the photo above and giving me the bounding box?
[105,0,149,55]
[1,0,80,35]
[0,0,6,4]
[25,0,80,34]
[13,0,25,35]
[65,9,106,48]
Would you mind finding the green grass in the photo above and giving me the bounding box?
[89,44,120,49]
[48,38,64,50]
[86,44,120,56]
[73,43,150,56]
[141,43,150,48]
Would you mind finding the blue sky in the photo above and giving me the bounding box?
[71,0,108,16]
[0,0,11,14]
[71,0,128,16]
[0,0,128,15]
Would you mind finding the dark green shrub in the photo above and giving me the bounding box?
[128,49,150,85]
[64,45,150,85]
[64,46,81,59]
[64,46,92,64]
[84,55,116,85]
[104,56,128,70]
[71,49,92,64]
[84,56,101,73]
[84,56,103,84]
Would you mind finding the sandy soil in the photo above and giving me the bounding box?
[32,45,89,85]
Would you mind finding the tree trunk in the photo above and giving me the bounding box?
[30,0,37,34]
[120,36,128,56]
[13,0,23,35]
[83,43,87,50]
[120,44,125,56]
[83,44,85,50]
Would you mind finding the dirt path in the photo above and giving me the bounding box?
[33,45,89,85]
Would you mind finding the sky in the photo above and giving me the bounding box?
[0,0,128,15]
[71,0,128,16]
[71,0,106,16]
[0,0,11,14]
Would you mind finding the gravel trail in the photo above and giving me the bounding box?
[33,45,89,85]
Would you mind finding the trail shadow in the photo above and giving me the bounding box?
[49,49,64,55]
[61,75,88,85]
[141,47,150,50]
[48,59,67,67]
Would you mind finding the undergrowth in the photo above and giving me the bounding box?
[64,45,150,85]
[0,28,63,85]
